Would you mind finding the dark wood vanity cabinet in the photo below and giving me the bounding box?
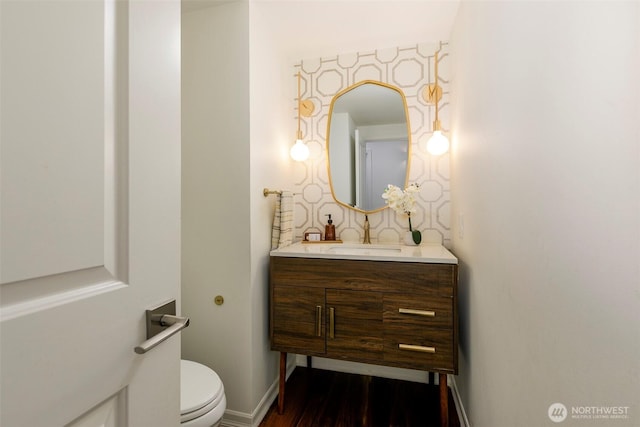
[269,255,458,426]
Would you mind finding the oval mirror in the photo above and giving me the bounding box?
[327,81,411,213]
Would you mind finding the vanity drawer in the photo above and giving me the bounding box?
[383,329,454,371]
[383,294,452,329]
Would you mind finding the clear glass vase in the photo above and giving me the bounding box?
[404,231,420,246]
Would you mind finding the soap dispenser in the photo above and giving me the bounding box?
[325,214,336,241]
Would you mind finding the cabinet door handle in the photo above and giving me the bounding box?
[329,307,335,339]
[399,308,436,317]
[399,343,436,353]
[315,305,322,337]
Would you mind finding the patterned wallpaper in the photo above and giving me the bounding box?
[291,42,451,248]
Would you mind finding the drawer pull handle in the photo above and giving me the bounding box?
[315,306,322,337]
[399,308,436,317]
[329,307,335,339]
[399,343,436,353]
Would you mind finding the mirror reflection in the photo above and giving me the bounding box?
[327,81,410,212]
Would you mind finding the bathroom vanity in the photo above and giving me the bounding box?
[269,242,458,427]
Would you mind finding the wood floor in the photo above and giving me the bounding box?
[260,367,460,427]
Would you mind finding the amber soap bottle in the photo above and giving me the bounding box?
[325,214,336,241]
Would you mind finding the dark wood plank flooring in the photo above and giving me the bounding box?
[260,367,460,427]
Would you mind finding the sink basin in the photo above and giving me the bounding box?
[325,245,402,256]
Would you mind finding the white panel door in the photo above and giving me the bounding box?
[0,1,181,426]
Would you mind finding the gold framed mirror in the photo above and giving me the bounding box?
[326,80,411,213]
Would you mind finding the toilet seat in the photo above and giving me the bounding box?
[181,360,225,424]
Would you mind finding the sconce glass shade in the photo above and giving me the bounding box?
[290,139,309,161]
[426,130,450,156]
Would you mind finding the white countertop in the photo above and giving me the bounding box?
[270,242,458,264]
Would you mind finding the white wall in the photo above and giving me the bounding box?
[450,2,639,426]
[359,123,407,142]
[248,2,293,419]
[181,0,252,416]
[251,0,459,60]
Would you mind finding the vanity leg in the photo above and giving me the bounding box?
[307,355,312,368]
[278,352,286,414]
[439,373,448,427]
[429,371,435,384]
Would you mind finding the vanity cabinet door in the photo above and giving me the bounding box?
[325,289,383,363]
[271,285,326,355]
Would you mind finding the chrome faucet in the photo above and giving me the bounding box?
[363,215,371,244]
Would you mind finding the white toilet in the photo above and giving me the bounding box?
[180,360,226,427]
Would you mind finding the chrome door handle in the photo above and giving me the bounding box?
[134,300,190,354]
[135,315,189,354]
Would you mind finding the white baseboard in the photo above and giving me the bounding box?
[220,357,296,427]
[449,376,470,427]
[220,410,250,427]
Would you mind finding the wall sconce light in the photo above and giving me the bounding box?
[422,45,449,156]
[290,72,314,161]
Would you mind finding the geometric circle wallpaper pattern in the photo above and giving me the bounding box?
[292,42,451,248]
